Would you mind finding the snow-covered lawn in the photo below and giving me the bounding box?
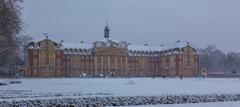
[125,101,240,107]
[1,78,240,100]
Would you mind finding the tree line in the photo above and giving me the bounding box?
[199,45,240,74]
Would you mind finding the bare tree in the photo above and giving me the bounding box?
[199,45,217,71]
[19,35,33,66]
[0,0,23,76]
[199,45,240,75]
[224,52,240,74]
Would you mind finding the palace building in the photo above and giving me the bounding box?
[26,25,199,77]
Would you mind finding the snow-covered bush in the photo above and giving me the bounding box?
[1,94,240,106]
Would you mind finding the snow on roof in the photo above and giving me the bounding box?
[97,38,123,43]
[127,41,196,56]
[161,41,193,50]
[94,38,128,48]
[30,36,195,52]
[128,45,162,52]
[32,35,62,43]
[62,43,93,49]
[127,41,195,52]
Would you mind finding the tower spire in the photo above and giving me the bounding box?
[104,19,110,38]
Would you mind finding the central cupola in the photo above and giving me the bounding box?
[104,20,110,38]
[93,22,128,49]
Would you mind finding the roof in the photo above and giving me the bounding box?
[161,41,194,50]
[97,38,123,43]
[29,36,195,54]
[62,41,192,52]
[62,43,93,49]
[128,45,162,52]
[94,38,128,48]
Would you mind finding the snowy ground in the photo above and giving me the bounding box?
[1,78,240,100]
[0,78,240,107]
[125,101,240,107]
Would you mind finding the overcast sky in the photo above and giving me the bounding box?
[22,0,240,52]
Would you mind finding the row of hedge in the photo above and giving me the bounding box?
[1,94,240,107]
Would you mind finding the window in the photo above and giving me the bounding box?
[33,69,37,74]
[57,59,61,67]
[33,51,38,56]
[33,58,38,67]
